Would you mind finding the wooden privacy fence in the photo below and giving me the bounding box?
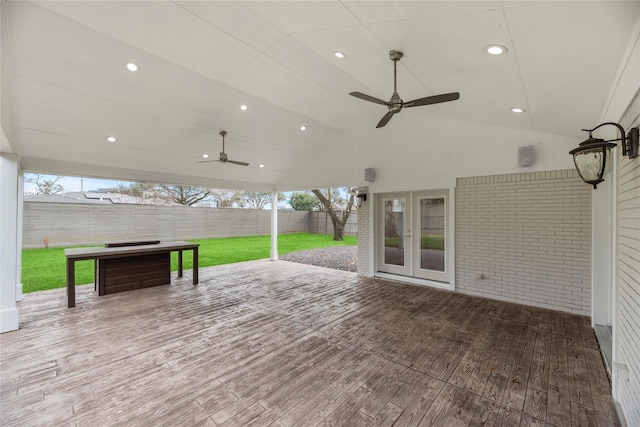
[308,211,358,237]
[22,202,357,248]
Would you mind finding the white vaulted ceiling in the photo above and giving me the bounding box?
[2,1,639,191]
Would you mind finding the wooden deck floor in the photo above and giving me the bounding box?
[1,260,618,426]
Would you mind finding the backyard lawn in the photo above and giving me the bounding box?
[21,233,357,293]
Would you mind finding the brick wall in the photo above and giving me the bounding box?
[455,170,592,315]
[616,91,640,425]
[357,199,372,276]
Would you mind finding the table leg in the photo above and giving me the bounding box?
[178,250,183,278]
[193,247,199,285]
[66,259,76,308]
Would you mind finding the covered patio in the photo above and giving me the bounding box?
[2,2,640,423]
[1,261,618,426]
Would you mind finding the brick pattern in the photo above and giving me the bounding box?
[455,170,592,315]
[616,91,640,425]
[357,200,372,276]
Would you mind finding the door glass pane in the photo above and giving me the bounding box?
[420,198,445,271]
[384,199,404,266]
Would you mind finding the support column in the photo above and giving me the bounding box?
[0,153,20,332]
[16,170,23,301]
[270,191,278,261]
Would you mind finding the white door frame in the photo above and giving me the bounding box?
[374,189,455,291]
[412,191,449,283]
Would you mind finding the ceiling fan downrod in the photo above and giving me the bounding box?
[220,130,227,154]
[390,50,403,95]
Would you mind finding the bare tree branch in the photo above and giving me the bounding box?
[210,189,242,208]
[159,185,212,206]
[34,174,64,195]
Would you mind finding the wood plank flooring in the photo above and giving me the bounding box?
[1,260,619,426]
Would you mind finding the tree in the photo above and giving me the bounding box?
[311,188,355,241]
[210,189,242,208]
[33,174,64,195]
[243,191,283,209]
[105,182,164,204]
[159,185,212,206]
[289,192,320,211]
[109,182,158,198]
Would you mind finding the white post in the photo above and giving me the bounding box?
[270,191,278,260]
[0,153,20,332]
[16,170,23,301]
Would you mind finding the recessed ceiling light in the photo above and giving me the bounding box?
[202,154,209,158]
[334,51,346,59]
[511,107,526,113]
[240,104,248,111]
[259,164,265,168]
[106,136,117,143]
[126,62,139,72]
[300,125,307,131]
[485,45,508,55]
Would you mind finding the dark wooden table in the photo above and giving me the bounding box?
[65,241,199,308]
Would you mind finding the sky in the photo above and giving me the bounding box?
[24,173,130,195]
[23,173,347,210]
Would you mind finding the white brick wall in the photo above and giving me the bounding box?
[615,91,640,425]
[455,170,592,315]
[357,200,372,277]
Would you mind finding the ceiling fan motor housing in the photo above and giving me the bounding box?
[389,50,404,61]
[390,92,403,113]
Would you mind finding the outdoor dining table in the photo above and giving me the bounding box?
[64,241,199,308]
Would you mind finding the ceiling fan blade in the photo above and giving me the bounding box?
[350,92,390,106]
[228,160,250,166]
[403,92,460,108]
[376,111,395,128]
[197,130,249,165]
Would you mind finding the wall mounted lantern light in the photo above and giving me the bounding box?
[356,191,367,207]
[350,186,368,207]
[569,122,639,189]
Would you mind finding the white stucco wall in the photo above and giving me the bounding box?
[278,111,579,194]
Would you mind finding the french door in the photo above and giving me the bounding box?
[377,191,449,283]
[378,193,411,275]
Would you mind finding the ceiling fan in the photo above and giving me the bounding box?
[197,130,249,166]
[350,50,460,128]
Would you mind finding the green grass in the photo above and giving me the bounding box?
[21,233,357,293]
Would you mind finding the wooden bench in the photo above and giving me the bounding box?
[65,241,199,308]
